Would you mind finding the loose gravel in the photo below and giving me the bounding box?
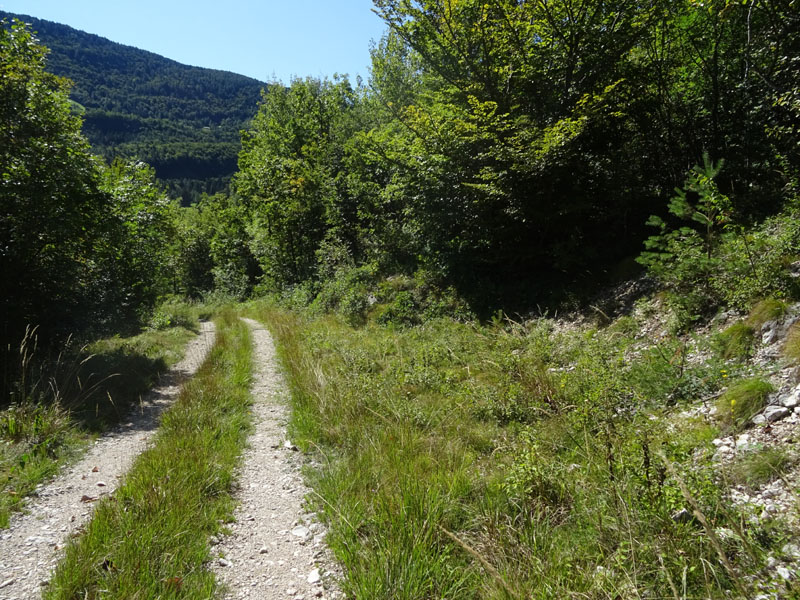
[210,318,342,600]
[0,321,215,600]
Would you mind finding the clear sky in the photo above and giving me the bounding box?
[0,1,388,83]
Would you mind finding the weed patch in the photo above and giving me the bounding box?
[727,447,795,489]
[715,378,774,431]
[784,322,800,364]
[746,298,789,329]
[716,322,756,360]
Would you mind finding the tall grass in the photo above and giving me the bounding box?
[251,300,777,599]
[44,310,251,599]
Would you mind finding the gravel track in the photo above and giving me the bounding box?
[210,318,342,600]
[0,321,216,599]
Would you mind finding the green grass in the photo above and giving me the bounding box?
[716,321,756,360]
[715,378,774,431]
[44,310,251,599]
[727,447,795,489]
[0,324,197,528]
[783,322,800,364]
[250,299,773,599]
[746,298,789,329]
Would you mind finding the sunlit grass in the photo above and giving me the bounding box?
[250,299,774,599]
[0,320,198,528]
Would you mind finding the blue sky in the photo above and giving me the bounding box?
[0,1,388,83]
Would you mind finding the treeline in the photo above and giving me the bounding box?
[4,0,800,351]
[208,0,799,316]
[1,21,179,352]
[0,10,265,203]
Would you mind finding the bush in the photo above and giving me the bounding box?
[639,157,800,322]
[637,155,731,321]
[376,290,418,326]
[311,264,377,326]
[147,297,199,331]
[374,271,474,327]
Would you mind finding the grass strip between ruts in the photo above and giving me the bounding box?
[44,311,252,599]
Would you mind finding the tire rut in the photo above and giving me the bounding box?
[0,321,216,599]
[210,318,342,600]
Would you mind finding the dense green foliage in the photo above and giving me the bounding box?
[6,2,799,317]
[223,0,800,315]
[0,11,265,203]
[1,20,110,342]
[1,20,184,397]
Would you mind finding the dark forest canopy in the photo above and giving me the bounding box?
[230,0,800,314]
[2,0,800,332]
[0,11,267,203]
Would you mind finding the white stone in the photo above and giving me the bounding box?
[767,556,779,569]
[782,389,800,409]
[291,526,310,539]
[764,406,791,422]
[783,543,800,558]
[762,325,779,346]
[307,568,321,584]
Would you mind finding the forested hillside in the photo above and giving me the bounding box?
[4,0,799,348]
[0,11,266,203]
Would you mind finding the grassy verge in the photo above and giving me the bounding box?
[0,323,197,528]
[44,310,251,599]
[251,299,782,599]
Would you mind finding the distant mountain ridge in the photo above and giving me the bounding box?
[0,11,268,203]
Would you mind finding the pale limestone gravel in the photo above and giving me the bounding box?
[210,318,342,600]
[0,321,216,600]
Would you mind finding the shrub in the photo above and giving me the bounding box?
[311,264,377,326]
[637,155,731,321]
[147,299,197,331]
[375,270,474,327]
[376,290,419,326]
[715,378,774,430]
